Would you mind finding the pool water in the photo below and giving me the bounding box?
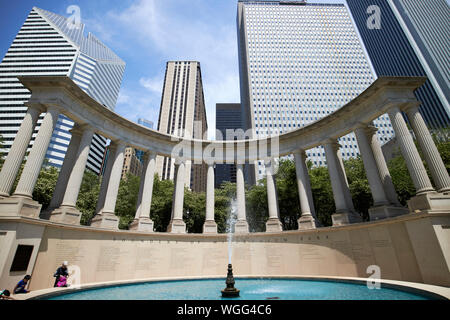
[45,278,433,300]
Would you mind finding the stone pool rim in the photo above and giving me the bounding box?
[16,275,450,300]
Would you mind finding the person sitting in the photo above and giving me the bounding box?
[56,275,67,288]
[0,289,14,300]
[53,261,69,287]
[13,275,31,294]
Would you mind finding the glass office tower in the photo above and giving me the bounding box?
[347,0,449,129]
[237,0,394,181]
[0,7,126,174]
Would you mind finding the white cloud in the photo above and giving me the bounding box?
[139,76,164,95]
[104,0,241,139]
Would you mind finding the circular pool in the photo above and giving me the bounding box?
[42,278,439,300]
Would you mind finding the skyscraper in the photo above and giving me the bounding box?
[237,0,393,181]
[137,118,154,129]
[0,7,125,174]
[135,118,154,163]
[155,61,208,192]
[215,103,242,188]
[389,0,449,121]
[346,0,449,129]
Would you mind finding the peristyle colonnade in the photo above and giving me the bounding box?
[0,76,448,234]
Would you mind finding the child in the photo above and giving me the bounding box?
[0,289,14,300]
[56,275,67,287]
[13,275,31,294]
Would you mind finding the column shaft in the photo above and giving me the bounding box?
[172,161,185,221]
[0,106,41,197]
[102,142,127,214]
[13,107,59,198]
[235,163,249,233]
[236,164,246,221]
[60,127,94,207]
[265,160,282,232]
[135,152,156,220]
[324,141,351,213]
[294,151,312,216]
[405,105,450,192]
[388,106,434,194]
[368,126,401,206]
[205,164,215,221]
[47,126,82,211]
[203,163,218,233]
[355,126,390,206]
[95,143,117,214]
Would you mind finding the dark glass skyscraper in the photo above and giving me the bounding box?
[346,0,449,129]
[215,103,242,188]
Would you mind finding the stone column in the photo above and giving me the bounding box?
[50,125,94,225]
[3,106,60,218]
[294,150,316,229]
[356,124,409,220]
[203,163,217,233]
[366,125,401,206]
[355,125,390,206]
[90,141,127,229]
[388,106,434,195]
[405,104,450,193]
[43,124,83,218]
[167,160,186,233]
[235,163,249,233]
[130,151,156,232]
[265,159,282,232]
[95,142,116,215]
[13,106,59,199]
[0,105,42,198]
[324,140,361,226]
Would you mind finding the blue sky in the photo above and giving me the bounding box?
[0,0,345,139]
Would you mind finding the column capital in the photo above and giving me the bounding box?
[323,138,341,151]
[70,123,95,137]
[109,139,127,152]
[355,123,378,137]
[174,157,186,166]
[24,102,46,114]
[293,149,307,159]
[403,101,421,115]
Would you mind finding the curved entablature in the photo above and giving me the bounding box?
[0,75,448,235]
[20,76,426,162]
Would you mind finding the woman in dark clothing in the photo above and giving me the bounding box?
[53,261,69,287]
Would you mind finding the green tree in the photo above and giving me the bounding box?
[309,164,334,227]
[32,165,59,210]
[115,173,141,229]
[344,156,372,221]
[78,170,101,225]
[150,175,174,232]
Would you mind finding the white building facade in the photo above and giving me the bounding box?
[0,7,125,173]
[237,0,394,181]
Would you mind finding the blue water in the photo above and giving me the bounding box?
[45,278,433,300]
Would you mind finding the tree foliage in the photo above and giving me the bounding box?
[4,133,447,233]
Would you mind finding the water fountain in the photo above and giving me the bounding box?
[222,198,240,298]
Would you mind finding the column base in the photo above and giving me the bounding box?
[265,218,283,232]
[332,211,362,226]
[407,192,450,214]
[369,205,409,221]
[298,214,317,230]
[234,220,249,234]
[49,205,82,225]
[203,220,218,234]
[129,217,154,232]
[90,212,119,229]
[0,196,42,219]
[167,219,186,233]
